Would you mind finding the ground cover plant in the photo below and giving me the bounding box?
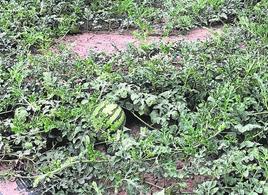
[1,0,268,194]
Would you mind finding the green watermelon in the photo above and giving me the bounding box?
[91,101,126,132]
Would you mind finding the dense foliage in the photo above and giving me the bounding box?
[0,0,256,53]
[1,0,268,194]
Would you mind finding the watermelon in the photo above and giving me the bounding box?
[91,101,126,132]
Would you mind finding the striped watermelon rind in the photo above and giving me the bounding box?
[91,101,126,132]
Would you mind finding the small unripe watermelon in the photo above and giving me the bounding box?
[91,101,126,131]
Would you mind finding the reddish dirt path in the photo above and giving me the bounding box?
[0,182,23,195]
[56,27,221,57]
[0,165,26,195]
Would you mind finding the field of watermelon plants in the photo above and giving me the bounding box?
[1,0,268,194]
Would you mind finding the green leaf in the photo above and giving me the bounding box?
[153,189,165,195]
[14,107,28,122]
[234,124,262,133]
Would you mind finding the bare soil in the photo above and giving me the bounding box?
[56,27,221,57]
[0,165,26,195]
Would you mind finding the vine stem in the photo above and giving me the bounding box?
[22,96,36,111]
[40,158,108,177]
[2,158,109,182]
[96,86,106,103]
[0,110,13,115]
[130,111,156,129]
[0,103,29,116]
[144,181,163,189]
[0,153,36,164]
[249,111,268,116]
